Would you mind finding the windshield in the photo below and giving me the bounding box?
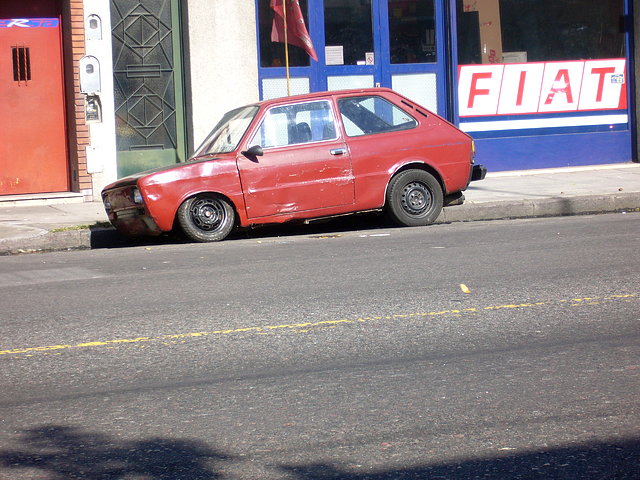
[193,105,259,157]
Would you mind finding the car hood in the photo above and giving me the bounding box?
[102,156,222,191]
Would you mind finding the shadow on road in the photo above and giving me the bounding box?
[0,425,229,479]
[281,438,640,479]
[90,212,392,250]
[2,425,638,479]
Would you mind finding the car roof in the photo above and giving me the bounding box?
[257,87,398,108]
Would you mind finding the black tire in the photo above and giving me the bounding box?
[177,194,235,242]
[385,169,443,227]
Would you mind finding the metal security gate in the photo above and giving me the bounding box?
[111,0,186,177]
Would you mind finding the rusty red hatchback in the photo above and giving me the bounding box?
[102,88,486,242]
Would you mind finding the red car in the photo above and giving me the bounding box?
[102,88,486,242]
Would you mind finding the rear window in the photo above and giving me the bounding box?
[338,96,417,137]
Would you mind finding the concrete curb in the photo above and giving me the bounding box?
[0,228,93,255]
[1,193,639,255]
[438,192,640,224]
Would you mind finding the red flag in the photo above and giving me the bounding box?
[270,0,318,61]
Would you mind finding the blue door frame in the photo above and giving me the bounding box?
[257,0,451,119]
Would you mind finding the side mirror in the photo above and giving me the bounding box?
[241,145,263,160]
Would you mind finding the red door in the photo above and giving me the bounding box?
[237,98,355,220]
[0,16,68,195]
[238,139,355,220]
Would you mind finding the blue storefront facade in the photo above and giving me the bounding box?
[255,0,636,172]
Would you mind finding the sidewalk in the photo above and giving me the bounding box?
[1,163,639,254]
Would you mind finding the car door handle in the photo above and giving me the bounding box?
[330,148,347,156]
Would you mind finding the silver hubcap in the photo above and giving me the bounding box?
[191,198,225,231]
[401,182,432,216]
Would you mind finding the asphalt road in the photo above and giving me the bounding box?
[0,213,639,479]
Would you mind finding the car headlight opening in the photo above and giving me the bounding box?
[131,188,144,204]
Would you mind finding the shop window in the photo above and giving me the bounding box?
[457,0,625,64]
[324,0,373,66]
[388,0,437,64]
[258,0,311,67]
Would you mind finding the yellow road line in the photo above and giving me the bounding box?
[1,294,636,357]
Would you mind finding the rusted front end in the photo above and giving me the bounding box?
[102,182,163,237]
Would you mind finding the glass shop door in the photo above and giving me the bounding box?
[321,0,449,117]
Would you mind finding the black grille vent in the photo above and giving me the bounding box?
[12,46,31,83]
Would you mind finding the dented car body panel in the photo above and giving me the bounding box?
[137,156,245,231]
[102,88,486,241]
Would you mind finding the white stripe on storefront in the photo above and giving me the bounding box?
[460,114,629,132]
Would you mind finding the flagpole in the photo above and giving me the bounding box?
[283,0,290,96]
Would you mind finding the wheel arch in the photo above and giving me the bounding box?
[385,162,445,206]
[171,190,243,232]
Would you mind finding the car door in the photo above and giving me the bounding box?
[237,99,355,220]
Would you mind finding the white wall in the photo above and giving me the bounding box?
[184,0,260,152]
[83,0,118,199]
[83,0,260,194]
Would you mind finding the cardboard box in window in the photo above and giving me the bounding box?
[463,0,503,64]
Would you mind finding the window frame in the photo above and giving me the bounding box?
[248,99,340,149]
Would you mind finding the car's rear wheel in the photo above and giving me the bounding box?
[386,169,443,227]
[177,194,235,242]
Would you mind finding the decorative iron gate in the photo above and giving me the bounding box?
[111,0,185,177]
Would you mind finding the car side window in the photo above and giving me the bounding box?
[249,100,337,148]
[338,96,417,137]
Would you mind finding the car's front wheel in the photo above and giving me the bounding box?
[386,169,443,227]
[177,194,235,242]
